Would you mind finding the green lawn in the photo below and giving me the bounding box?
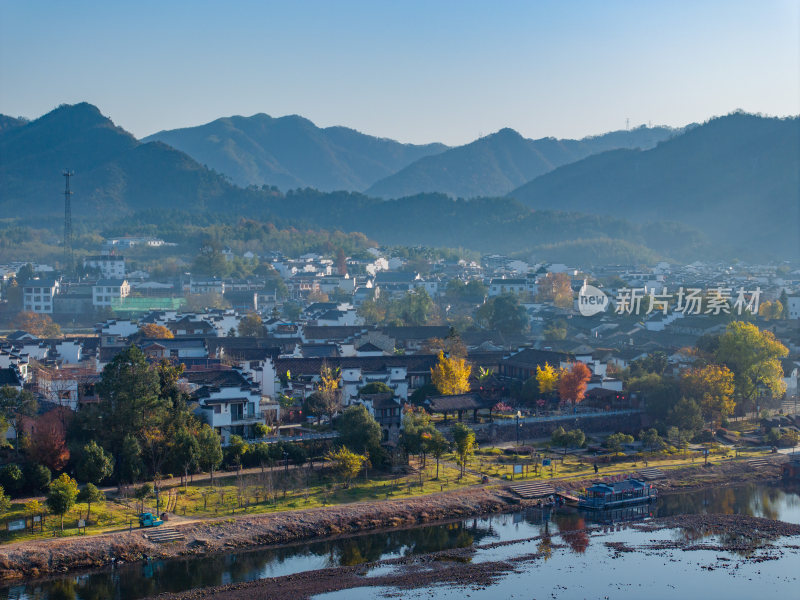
[0,462,480,544]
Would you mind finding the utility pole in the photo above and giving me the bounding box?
[63,171,74,275]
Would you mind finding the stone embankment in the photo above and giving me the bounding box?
[0,487,518,581]
[0,454,786,582]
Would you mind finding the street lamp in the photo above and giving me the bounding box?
[516,411,522,446]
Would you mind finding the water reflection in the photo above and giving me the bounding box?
[3,483,800,600]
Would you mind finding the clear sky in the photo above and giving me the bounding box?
[1,0,797,145]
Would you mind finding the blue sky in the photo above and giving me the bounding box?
[1,0,797,145]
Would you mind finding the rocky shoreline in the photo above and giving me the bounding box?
[152,513,800,600]
[0,455,786,583]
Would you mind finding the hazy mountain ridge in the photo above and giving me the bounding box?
[0,103,250,217]
[0,103,794,262]
[509,113,800,257]
[365,124,685,199]
[142,113,449,191]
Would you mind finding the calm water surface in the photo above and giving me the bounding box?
[3,483,800,600]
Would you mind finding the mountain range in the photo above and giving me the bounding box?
[0,103,796,261]
[509,113,800,255]
[143,114,448,192]
[144,114,684,199]
[0,103,245,217]
[365,125,684,199]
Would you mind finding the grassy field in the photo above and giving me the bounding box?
[0,462,480,544]
[467,444,773,484]
[0,442,777,545]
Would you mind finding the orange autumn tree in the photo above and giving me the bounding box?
[29,409,71,471]
[558,362,592,409]
[138,323,174,339]
[13,311,61,337]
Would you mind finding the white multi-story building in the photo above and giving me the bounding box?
[183,369,276,444]
[22,279,60,314]
[84,255,126,278]
[92,279,130,307]
[788,295,800,320]
[340,365,408,405]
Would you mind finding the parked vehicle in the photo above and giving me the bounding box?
[138,512,164,528]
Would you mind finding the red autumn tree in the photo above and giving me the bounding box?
[558,362,592,409]
[28,409,71,471]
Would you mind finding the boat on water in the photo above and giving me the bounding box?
[577,478,657,510]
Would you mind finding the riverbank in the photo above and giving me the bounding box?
[0,454,786,582]
[151,512,800,600]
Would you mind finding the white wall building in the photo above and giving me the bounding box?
[92,279,130,307]
[84,255,126,278]
[23,279,59,314]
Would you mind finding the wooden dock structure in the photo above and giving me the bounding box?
[509,481,556,498]
[144,527,185,543]
[636,467,666,480]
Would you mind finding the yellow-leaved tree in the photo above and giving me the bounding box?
[680,364,735,428]
[431,351,471,395]
[536,362,560,396]
[318,362,342,421]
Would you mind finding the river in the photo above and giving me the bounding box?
[3,482,800,600]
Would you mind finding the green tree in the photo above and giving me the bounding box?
[173,428,200,487]
[303,392,327,424]
[76,441,114,485]
[666,427,692,455]
[639,428,666,452]
[359,382,393,395]
[401,408,435,468]
[551,427,585,454]
[197,425,223,485]
[0,386,37,448]
[605,432,634,454]
[336,404,383,460]
[133,483,153,514]
[386,287,434,326]
[93,346,161,460]
[715,321,788,414]
[543,319,568,341]
[252,442,274,474]
[326,446,366,488]
[77,483,105,524]
[475,293,528,335]
[225,435,249,474]
[0,486,10,515]
[629,373,680,431]
[668,397,704,434]
[118,434,142,486]
[237,312,264,337]
[452,422,475,478]
[630,352,669,377]
[24,463,51,493]
[47,474,79,532]
[427,430,450,479]
[778,290,789,319]
[0,464,23,496]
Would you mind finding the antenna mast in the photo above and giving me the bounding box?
[63,170,74,274]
